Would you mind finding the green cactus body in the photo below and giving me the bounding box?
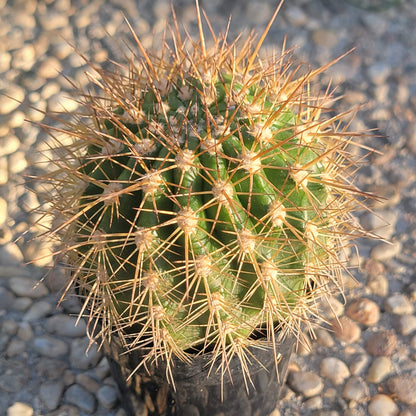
[75,70,334,353]
[40,9,371,376]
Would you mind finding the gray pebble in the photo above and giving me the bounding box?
[17,322,34,341]
[342,377,369,402]
[397,315,416,336]
[367,357,392,383]
[6,339,26,358]
[35,358,68,380]
[0,286,16,311]
[70,338,102,370]
[39,380,65,411]
[64,384,96,414]
[96,384,119,410]
[92,357,111,380]
[12,297,33,312]
[45,314,87,338]
[385,294,414,315]
[23,300,52,322]
[288,371,324,398]
[33,336,69,358]
[8,276,48,299]
[320,357,350,385]
[75,373,100,393]
[367,62,391,85]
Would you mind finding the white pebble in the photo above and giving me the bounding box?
[368,394,399,416]
[0,134,20,156]
[7,402,33,416]
[0,197,7,226]
[385,294,414,315]
[0,85,25,114]
[320,357,350,385]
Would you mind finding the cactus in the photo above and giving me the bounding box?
[38,4,372,384]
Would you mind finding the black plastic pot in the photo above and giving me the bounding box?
[103,335,294,416]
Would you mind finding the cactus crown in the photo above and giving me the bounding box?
[38,3,372,383]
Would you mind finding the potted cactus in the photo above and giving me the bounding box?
[35,2,373,415]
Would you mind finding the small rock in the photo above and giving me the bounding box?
[39,380,65,411]
[332,316,361,343]
[0,287,16,311]
[366,330,397,357]
[387,374,416,405]
[288,371,324,398]
[17,322,34,341]
[342,377,369,402]
[347,298,380,326]
[0,243,24,265]
[367,62,391,85]
[367,274,389,297]
[23,301,52,322]
[285,6,307,26]
[38,56,63,79]
[368,394,399,416]
[315,329,334,347]
[38,11,69,31]
[320,296,345,319]
[33,336,69,358]
[48,92,79,112]
[364,259,385,276]
[385,294,414,315]
[349,354,370,376]
[367,357,392,383]
[64,384,96,414]
[0,85,25,114]
[7,402,33,416]
[397,315,416,336]
[244,1,272,25]
[312,29,338,48]
[0,197,7,226]
[36,358,68,380]
[75,373,100,393]
[371,241,402,262]
[8,276,48,299]
[0,134,19,156]
[92,357,111,380]
[45,314,87,338]
[12,43,36,71]
[6,339,26,358]
[97,385,119,409]
[320,357,350,385]
[70,338,102,370]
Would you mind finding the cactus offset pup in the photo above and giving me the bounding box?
[39,3,371,388]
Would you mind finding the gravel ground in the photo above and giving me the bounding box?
[1,0,416,415]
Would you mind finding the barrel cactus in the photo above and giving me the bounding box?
[39,5,371,383]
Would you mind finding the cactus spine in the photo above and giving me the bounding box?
[38,4,371,382]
